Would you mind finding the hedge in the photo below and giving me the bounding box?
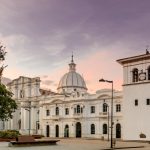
[0,130,20,139]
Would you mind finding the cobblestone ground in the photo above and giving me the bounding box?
[0,138,150,150]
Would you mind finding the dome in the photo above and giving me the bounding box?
[57,55,87,94]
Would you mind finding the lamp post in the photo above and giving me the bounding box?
[103,103,109,141]
[99,78,113,149]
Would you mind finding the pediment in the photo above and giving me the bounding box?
[97,94,111,99]
[50,99,64,104]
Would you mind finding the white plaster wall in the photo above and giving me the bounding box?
[123,83,150,140]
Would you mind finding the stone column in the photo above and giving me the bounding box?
[21,102,30,135]
[30,101,37,135]
[39,106,44,135]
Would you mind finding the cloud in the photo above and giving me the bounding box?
[0,0,150,93]
[41,80,54,86]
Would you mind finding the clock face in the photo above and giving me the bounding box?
[139,73,146,81]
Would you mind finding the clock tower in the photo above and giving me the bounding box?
[117,52,150,140]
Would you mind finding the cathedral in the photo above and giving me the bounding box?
[1,52,150,141]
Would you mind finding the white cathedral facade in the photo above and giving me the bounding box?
[0,52,150,141]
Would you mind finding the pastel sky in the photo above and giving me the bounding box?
[0,0,150,93]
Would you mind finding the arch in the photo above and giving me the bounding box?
[103,124,107,134]
[91,124,95,134]
[147,66,150,80]
[64,124,69,137]
[46,125,50,137]
[132,68,138,82]
[55,125,59,137]
[76,122,81,138]
[116,123,121,138]
[97,94,111,99]
[56,107,59,115]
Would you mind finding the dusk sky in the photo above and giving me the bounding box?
[1,0,150,93]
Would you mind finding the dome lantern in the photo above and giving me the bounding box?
[69,54,76,72]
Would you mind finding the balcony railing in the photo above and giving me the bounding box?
[73,113,83,119]
[99,112,108,117]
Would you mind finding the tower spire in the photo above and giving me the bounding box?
[69,53,76,72]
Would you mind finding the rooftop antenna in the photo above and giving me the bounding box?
[146,45,149,54]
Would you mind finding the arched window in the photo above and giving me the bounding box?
[56,107,59,116]
[132,68,138,82]
[77,105,80,113]
[103,124,107,134]
[148,66,150,80]
[103,103,107,112]
[91,124,95,134]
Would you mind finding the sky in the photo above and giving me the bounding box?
[0,0,150,93]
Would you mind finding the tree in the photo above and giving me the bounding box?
[0,84,17,121]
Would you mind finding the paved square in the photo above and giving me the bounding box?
[0,139,150,150]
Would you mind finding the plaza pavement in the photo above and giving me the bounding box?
[0,138,150,150]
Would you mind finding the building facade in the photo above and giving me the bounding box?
[2,56,123,140]
[3,52,150,140]
[117,52,150,140]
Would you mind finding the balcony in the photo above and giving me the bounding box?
[99,112,109,118]
[73,113,83,119]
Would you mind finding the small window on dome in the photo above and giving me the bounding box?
[74,89,76,91]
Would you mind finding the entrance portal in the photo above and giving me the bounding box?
[76,122,81,138]
[46,125,49,137]
[116,123,121,138]
[56,125,59,137]
[64,125,69,137]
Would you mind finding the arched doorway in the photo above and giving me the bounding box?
[64,125,69,137]
[116,123,121,138]
[56,125,59,137]
[76,122,81,138]
[46,125,49,137]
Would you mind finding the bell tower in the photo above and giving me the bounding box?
[117,51,150,140]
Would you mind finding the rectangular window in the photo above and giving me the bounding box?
[116,104,121,112]
[46,110,50,116]
[135,99,138,106]
[91,106,95,113]
[146,99,150,105]
[65,108,69,115]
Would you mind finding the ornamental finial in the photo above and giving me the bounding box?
[71,52,74,63]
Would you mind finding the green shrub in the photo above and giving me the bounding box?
[0,130,20,139]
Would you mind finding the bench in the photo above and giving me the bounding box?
[9,135,59,147]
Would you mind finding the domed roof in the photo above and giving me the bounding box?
[57,55,87,93]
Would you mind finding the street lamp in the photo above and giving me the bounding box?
[103,103,109,141]
[99,78,113,149]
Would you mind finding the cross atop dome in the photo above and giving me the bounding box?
[69,53,76,72]
[71,53,74,63]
